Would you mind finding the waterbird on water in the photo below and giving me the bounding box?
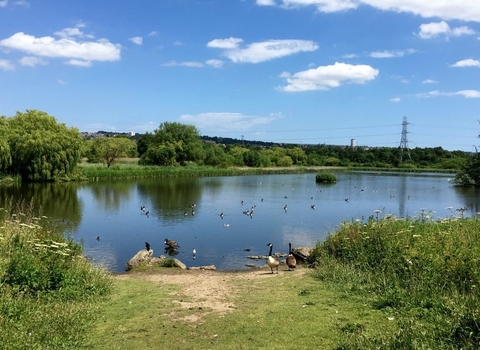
[164,238,179,249]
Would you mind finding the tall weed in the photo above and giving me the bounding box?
[312,216,480,349]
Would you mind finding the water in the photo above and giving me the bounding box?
[1,172,479,272]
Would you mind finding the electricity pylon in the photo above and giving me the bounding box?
[399,116,411,162]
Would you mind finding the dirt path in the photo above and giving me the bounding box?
[115,266,308,322]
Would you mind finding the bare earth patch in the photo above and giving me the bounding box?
[115,266,308,323]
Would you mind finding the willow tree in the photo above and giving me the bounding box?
[1,110,83,181]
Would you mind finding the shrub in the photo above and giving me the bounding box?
[315,173,337,183]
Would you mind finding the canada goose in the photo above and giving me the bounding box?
[145,210,150,216]
[220,212,224,219]
[145,242,151,251]
[164,238,179,249]
[286,243,296,271]
[266,243,280,274]
[95,236,100,241]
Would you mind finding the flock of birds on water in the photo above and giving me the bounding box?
[91,178,474,273]
[138,200,299,273]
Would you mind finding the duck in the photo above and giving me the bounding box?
[286,243,296,271]
[164,238,179,249]
[266,243,280,274]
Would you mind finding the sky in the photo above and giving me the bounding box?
[1,0,480,151]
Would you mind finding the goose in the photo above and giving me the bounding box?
[266,243,280,274]
[145,242,151,251]
[164,238,179,249]
[286,243,296,271]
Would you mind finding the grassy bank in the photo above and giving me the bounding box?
[78,162,340,180]
[77,161,455,181]
[0,200,112,349]
[311,215,480,349]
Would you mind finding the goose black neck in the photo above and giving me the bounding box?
[288,243,292,254]
[268,245,273,256]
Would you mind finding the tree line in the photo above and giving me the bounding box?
[0,110,478,185]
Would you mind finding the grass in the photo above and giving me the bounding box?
[0,199,113,349]
[88,269,389,350]
[311,215,480,349]
[78,161,340,180]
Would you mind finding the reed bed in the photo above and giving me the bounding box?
[311,214,480,349]
[78,163,335,180]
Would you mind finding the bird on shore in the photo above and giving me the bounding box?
[286,243,297,271]
[266,243,280,274]
[145,242,151,251]
[164,238,179,249]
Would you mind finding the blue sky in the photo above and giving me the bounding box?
[1,0,479,151]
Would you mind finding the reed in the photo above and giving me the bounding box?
[311,214,480,349]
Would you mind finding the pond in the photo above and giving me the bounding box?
[1,171,479,272]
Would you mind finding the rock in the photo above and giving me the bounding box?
[173,258,187,270]
[246,253,288,260]
[187,265,217,270]
[150,255,166,266]
[126,249,153,271]
[292,247,313,261]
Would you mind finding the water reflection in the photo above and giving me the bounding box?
[0,182,82,232]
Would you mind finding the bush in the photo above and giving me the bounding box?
[315,173,337,183]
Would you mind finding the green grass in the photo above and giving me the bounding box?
[311,215,480,349]
[88,270,389,350]
[0,199,113,349]
[78,162,341,180]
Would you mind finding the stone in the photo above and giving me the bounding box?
[292,247,313,261]
[173,258,187,270]
[187,265,217,270]
[126,249,153,271]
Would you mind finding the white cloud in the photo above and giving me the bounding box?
[149,31,158,37]
[173,40,183,46]
[256,0,276,5]
[66,59,92,67]
[390,97,401,102]
[0,59,14,70]
[178,112,282,132]
[369,49,416,58]
[206,59,224,68]
[160,60,204,67]
[450,59,480,67]
[279,62,378,92]
[418,21,475,39]
[54,24,94,39]
[258,1,480,22]
[207,37,243,49]
[129,36,143,45]
[418,89,480,99]
[0,31,121,63]
[342,53,357,59]
[19,56,48,66]
[57,79,68,85]
[209,38,318,64]
[422,79,438,84]
[14,0,28,7]
[0,1,7,7]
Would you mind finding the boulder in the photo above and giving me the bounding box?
[292,247,313,261]
[126,249,153,271]
[173,258,187,270]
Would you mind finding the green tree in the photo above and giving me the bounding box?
[1,110,83,181]
[141,122,205,166]
[87,137,137,167]
[0,117,12,174]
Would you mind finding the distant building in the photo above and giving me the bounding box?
[351,138,357,148]
[129,131,136,137]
